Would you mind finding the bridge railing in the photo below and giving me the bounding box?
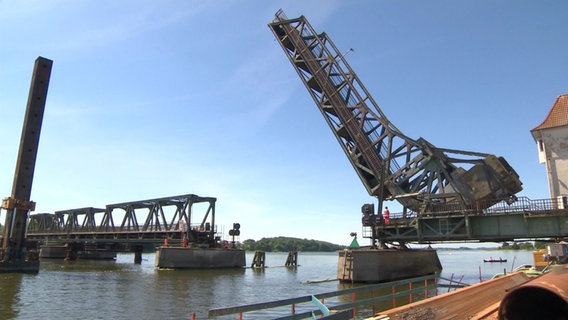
[360,197,568,241]
[484,196,567,214]
[208,274,439,319]
[381,196,568,223]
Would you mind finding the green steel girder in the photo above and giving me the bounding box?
[373,210,568,243]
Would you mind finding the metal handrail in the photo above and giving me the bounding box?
[208,274,438,319]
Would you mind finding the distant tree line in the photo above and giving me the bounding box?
[499,241,548,250]
[242,237,345,252]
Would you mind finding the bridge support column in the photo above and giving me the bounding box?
[64,243,78,261]
[1,57,52,273]
[133,245,143,264]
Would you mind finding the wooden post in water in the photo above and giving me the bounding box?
[285,250,298,267]
[252,251,265,268]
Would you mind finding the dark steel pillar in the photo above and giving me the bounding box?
[1,57,52,273]
[133,244,143,264]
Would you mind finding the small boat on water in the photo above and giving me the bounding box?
[484,257,507,263]
[491,264,543,279]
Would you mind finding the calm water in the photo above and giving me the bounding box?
[0,249,534,319]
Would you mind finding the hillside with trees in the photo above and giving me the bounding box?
[499,241,548,250]
[242,237,345,252]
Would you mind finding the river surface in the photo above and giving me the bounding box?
[0,249,534,319]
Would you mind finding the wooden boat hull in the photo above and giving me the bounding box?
[484,259,507,263]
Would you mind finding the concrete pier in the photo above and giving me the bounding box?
[39,245,117,260]
[338,248,442,283]
[39,246,66,259]
[155,246,246,269]
[77,250,116,260]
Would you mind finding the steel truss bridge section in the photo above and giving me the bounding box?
[364,197,568,243]
[26,194,217,244]
[268,10,522,213]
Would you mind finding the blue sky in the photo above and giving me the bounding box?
[1,1,567,246]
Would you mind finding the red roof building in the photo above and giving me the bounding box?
[531,94,568,200]
[532,94,568,131]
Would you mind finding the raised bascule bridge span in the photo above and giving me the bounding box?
[268,10,568,283]
[26,194,221,262]
[268,10,568,248]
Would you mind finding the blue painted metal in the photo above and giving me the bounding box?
[311,295,330,317]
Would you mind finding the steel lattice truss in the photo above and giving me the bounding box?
[27,194,217,242]
[269,10,522,212]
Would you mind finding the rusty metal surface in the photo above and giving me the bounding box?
[2,57,52,267]
[498,265,568,319]
[368,272,532,320]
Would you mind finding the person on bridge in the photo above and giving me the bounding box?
[383,207,390,224]
[182,235,188,247]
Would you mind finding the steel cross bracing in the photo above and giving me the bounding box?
[268,10,522,213]
[26,194,217,243]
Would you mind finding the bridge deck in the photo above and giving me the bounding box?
[367,196,568,243]
[24,196,568,245]
[25,194,218,246]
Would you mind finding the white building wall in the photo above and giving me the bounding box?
[540,126,568,198]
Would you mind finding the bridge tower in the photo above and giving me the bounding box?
[1,57,52,273]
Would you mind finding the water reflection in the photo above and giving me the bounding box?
[0,250,536,319]
[0,274,23,319]
[40,257,129,272]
